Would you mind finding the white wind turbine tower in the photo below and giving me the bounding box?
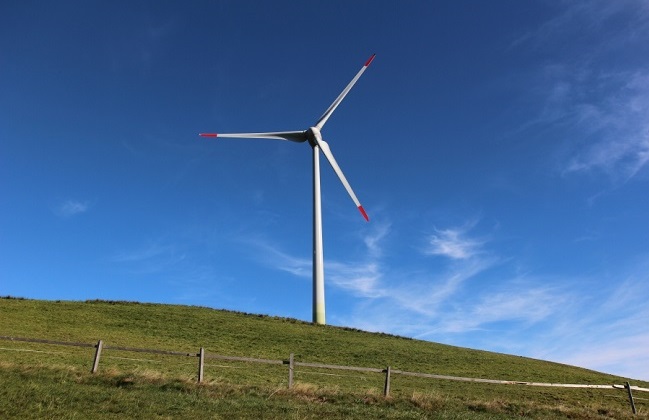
[200,54,375,325]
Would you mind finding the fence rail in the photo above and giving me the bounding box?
[1,334,647,414]
[0,335,95,349]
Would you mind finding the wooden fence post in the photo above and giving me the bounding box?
[91,340,103,373]
[288,353,294,389]
[383,366,391,397]
[198,347,205,383]
[626,382,637,415]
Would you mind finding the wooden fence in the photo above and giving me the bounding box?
[1,335,647,414]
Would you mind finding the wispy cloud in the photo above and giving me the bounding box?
[562,71,649,181]
[363,222,391,258]
[424,221,485,260]
[112,241,178,263]
[111,240,186,274]
[526,267,649,380]
[110,237,222,304]
[242,222,390,298]
[512,1,649,52]
[338,274,566,350]
[559,334,649,381]
[54,199,90,217]
[431,285,567,335]
[243,238,311,278]
[327,261,384,298]
[391,257,497,319]
[512,1,649,183]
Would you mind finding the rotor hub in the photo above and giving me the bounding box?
[306,126,321,148]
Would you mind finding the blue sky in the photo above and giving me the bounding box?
[2,1,648,381]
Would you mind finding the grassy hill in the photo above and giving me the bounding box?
[1,297,647,418]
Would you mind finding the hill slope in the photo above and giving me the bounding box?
[1,298,647,418]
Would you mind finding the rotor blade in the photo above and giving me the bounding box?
[199,131,307,142]
[317,139,369,222]
[315,54,375,131]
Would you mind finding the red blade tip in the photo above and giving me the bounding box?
[364,54,376,67]
[199,133,218,138]
[358,206,369,222]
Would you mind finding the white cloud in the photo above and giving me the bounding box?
[111,240,187,275]
[424,221,485,260]
[491,264,649,380]
[426,229,481,260]
[432,286,567,335]
[391,258,497,319]
[563,71,649,180]
[243,238,311,278]
[112,242,176,263]
[363,222,391,258]
[243,222,392,298]
[327,261,384,298]
[512,1,649,183]
[514,1,647,52]
[55,200,90,217]
[557,333,649,381]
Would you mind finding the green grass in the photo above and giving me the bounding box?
[1,297,647,419]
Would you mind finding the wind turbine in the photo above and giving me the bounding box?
[200,54,375,325]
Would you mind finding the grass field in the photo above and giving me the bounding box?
[1,297,647,418]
